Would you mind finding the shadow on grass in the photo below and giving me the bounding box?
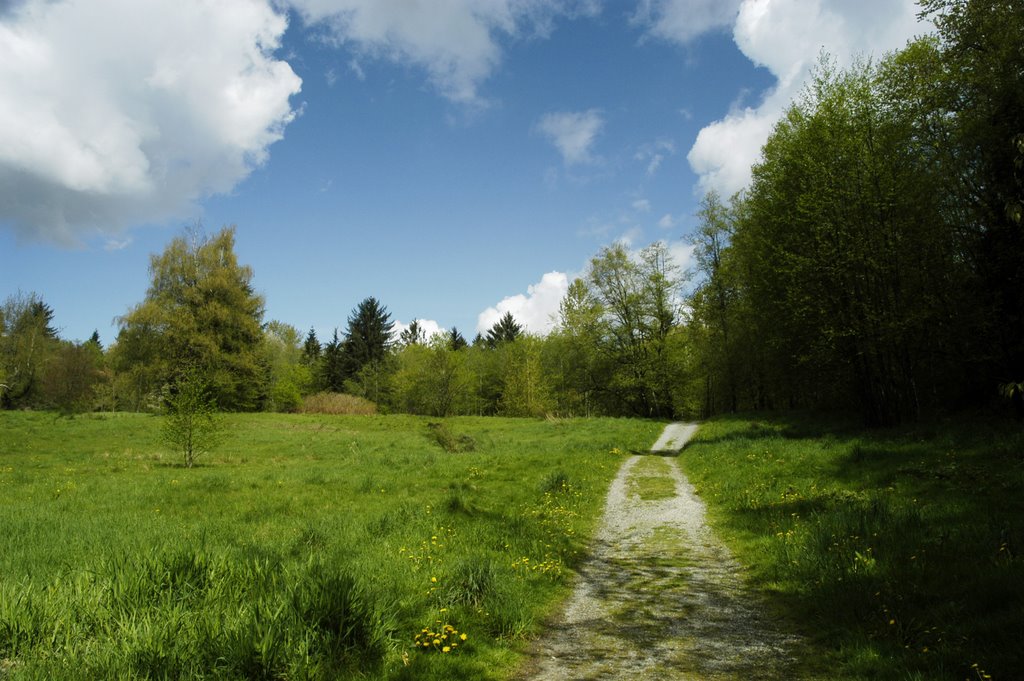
[693,411,1024,680]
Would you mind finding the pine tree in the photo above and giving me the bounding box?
[340,297,394,382]
[320,329,345,392]
[302,328,321,365]
[449,327,468,351]
[399,319,427,347]
[485,312,523,348]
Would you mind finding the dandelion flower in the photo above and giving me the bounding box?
[442,646,451,653]
[460,633,467,641]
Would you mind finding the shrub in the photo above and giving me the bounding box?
[426,422,476,453]
[299,392,377,415]
[162,365,223,468]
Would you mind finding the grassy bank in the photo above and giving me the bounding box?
[680,412,1024,680]
[0,411,660,680]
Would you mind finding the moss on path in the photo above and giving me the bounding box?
[520,423,807,680]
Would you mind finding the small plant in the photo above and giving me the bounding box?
[426,422,476,453]
[162,365,222,468]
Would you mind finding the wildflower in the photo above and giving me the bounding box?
[442,646,451,653]
[460,633,467,641]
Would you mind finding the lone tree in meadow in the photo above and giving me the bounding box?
[162,364,222,468]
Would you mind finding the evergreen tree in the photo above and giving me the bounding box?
[320,329,345,392]
[340,297,394,383]
[399,319,427,347]
[449,327,468,351]
[302,327,321,365]
[485,312,523,348]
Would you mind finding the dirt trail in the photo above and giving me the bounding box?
[521,423,804,680]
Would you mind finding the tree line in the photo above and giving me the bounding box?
[686,0,1022,424]
[0,227,689,419]
[2,0,1018,425]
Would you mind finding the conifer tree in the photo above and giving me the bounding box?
[484,312,523,348]
[340,297,394,382]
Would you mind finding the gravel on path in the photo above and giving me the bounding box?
[521,422,805,680]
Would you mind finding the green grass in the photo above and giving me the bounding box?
[0,411,660,680]
[679,411,1024,681]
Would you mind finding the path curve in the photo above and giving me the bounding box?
[521,422,803,680]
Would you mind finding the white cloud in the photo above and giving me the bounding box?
[686,0,926,196]
[634,138,675,177]
[289,0,599,105]
[0,0,301,244]
[658,213,676,229]
[635,0,742,43]
[476,271,569,336]
[536,109,604,165]
[103,237,132,252]
[632,198,651,213]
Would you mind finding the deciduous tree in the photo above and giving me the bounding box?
[115,226,265,410]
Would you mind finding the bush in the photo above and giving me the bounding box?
[299,392,377,415]
[426,422,476,453]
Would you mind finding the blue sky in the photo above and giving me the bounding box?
[0,0,928,345]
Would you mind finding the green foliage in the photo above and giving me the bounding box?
[0,291,59,409]
[39,340,105,414]
[681,412,1024,680]
[114,226,265,411]
[390,339,475,417]
[687,52,983,425]
[0,411,659,680]
[582,241,687,417]
[161,365,223,468]
[261,321,312,413]
[498,336,552,417]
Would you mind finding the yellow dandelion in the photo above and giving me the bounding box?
[460,633,467,641]
[431,576,437,583]
[442,646,451,653]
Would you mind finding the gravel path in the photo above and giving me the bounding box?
[521,423,804,680]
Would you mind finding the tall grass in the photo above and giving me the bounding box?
[0,411,659,680]
[299,392,378,415]
[680,412,1024,681]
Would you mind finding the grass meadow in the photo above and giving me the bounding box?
[681,412,1024,681]
[0,411,660,680]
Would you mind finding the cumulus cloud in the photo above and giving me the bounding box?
[0,0,301,244]
[632,198,651,213]
[536,109,604,166]
[635,0,742,43]
[685,0,926,196]
[476,271,569,336]
[658,213,676,229]
[289,0,599,105]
